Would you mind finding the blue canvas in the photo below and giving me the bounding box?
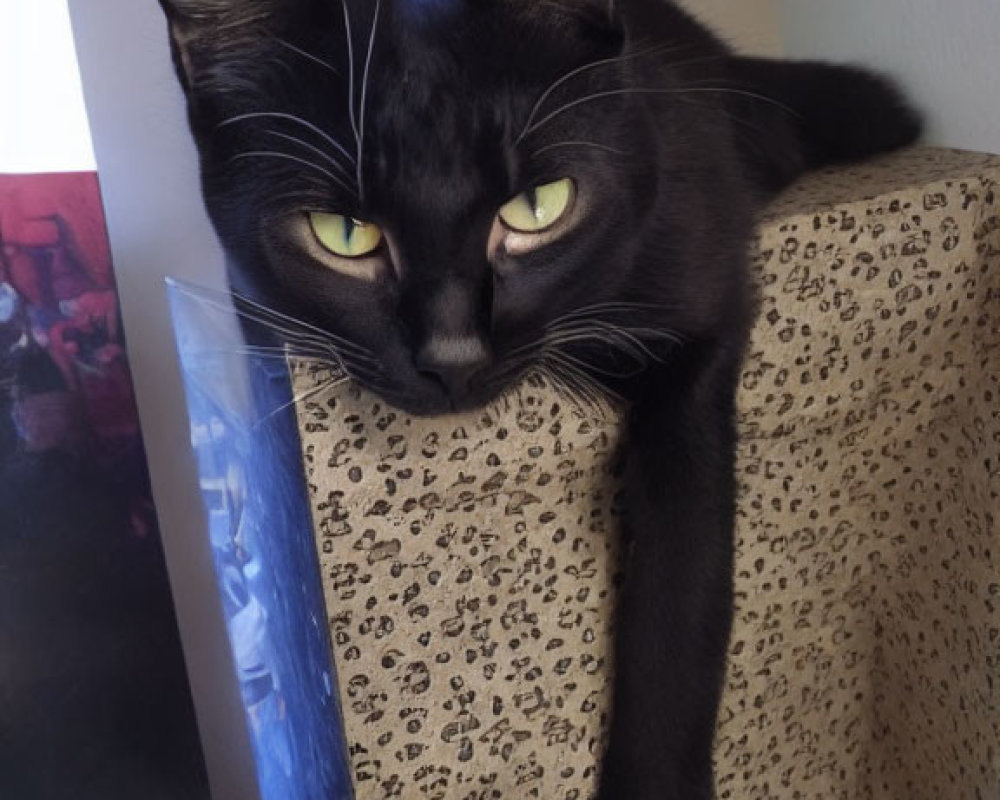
[168,279,353,800]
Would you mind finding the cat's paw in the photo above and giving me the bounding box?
[596,763,715,800]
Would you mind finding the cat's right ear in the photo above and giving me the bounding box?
[156,0,278,92]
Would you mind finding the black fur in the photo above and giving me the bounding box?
[158,1,920,796]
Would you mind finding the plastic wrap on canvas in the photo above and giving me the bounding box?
[168,278,354,800]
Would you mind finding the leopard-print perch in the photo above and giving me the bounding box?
[294,147,1000,800]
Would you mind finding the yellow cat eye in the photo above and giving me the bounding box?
[309,212,384,259]
[498,178,575,234]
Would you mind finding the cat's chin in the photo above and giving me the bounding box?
[359,380,510,419]
[372,392,498,419]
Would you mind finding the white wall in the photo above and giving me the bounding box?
[678,0,1000,155]
[780,0,1000,155]
[0,0,94,173]
[67,3,259,800]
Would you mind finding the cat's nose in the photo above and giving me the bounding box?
[415,334,491,396]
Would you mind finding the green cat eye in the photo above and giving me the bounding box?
[498,178,575,234]
[309,212,384,259]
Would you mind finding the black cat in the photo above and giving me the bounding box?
[157,1,920,796]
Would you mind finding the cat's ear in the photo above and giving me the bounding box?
[156,0,287,91]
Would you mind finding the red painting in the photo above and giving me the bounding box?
[0,172,208,797]
[0,173,137,472]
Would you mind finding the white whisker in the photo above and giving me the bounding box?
[357,0,381,199]
[516,42,686,146]
[547,343,643,379]
[521,87,799,142]
[532,141,625,158]
[171,281,374,362]
[257,375,351,425]
[274,38,340,76]
[542,355,616,413]
[264,130,354,179]
[547,300,676,326]
[227,295,374,362]
[341,0,359,145]
[538,359,588,409]
[187,345,336,363]
[490,299,685,405]
[546,321,682,356]
[230,151,355,195]
[538,362,590,412]
[218,111,357,166]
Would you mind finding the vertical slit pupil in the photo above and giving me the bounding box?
[526,187,539,219]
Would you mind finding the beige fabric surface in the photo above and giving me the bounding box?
[295,371,624,800]
[294,147,1000,799]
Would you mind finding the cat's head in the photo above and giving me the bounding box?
[160,0,741,414]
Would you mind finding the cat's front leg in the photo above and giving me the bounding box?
[599,346,739,800]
